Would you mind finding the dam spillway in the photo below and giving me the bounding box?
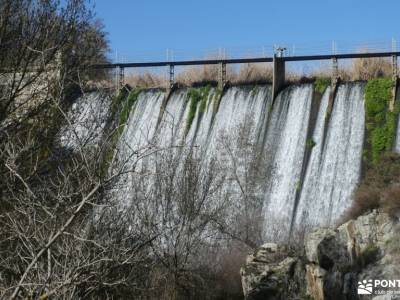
[60,82,372,241]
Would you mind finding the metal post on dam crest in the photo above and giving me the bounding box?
[93,50,400,99]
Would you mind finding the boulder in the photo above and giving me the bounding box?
[241,210,399,300]
[240,243,305,300]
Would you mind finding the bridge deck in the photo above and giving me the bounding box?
[92,51,400,69]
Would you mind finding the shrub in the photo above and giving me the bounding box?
[364,78,396,164]
[360,244,380,266]
[314,77,331,94]
[125,72,166,88]
[340,153,400,222]
[350,56,392,80]
[386,225,400,265]
[306,138,316,149]
[381,184,400,216]
[232,63,273,84]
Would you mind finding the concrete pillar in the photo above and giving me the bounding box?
[272,55,285,99]
[168,64,175,90]
[390,56,398,112]
[118,66,125,89]
[218,62,226,90]
[332,57,339,84]
[392,55,398,80]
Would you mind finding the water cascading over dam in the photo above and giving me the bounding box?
[61,82,370,241]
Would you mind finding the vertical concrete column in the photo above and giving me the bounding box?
[332,57,339,84]
[272,55,285,99]
[168,64,175,90]
[118,66,125,89]
[218,62,226,90]
[390,55,398,112]
[392,55,398,80]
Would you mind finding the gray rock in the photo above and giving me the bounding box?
[241,243,305,300]
[241,210,399,300]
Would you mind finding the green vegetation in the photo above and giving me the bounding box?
[119,88,142,132]
[250,85,260,97]
[111,87,142,136]
[341,153,400,222]
[186,85,211,133]
[111,88,129,115]
[212,87,223,113]
[364,78,398,164]
[295,180,302,192]
[300,293,314,300]
[306,138,316,149]
[314,77,331,94]
[101,87,142,176]
[359,244,380,266]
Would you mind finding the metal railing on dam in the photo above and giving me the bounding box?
[91,51,400,98]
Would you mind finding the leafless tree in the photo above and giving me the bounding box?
[0,2,272,297]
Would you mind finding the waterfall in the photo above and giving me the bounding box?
[262,85,313,241]
[64,82,368,243]
[294,83,365,232]
[112,90,165,207]
[59,91,111,150]
[201,86,272,226]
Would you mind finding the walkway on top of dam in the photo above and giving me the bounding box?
[92,51,400,69]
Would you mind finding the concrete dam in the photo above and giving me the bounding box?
[59,80,400,242]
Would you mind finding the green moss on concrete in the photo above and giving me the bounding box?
[111,88,129,115]
[101,87,142,177]
[119,88,142,131]
[314,78,331,94]
[364,78,397,164]
[212,87,223,113]
[186,85,211,133]
[306,138,316,149]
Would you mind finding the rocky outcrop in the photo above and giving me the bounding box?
[241,210,400,300]
[240,243,306,300]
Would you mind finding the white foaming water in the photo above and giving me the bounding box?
[294,83,365,230]
[262,85,313,241]
[59,91,111,150]
[205,86,271,157]
[154,89,189,149]
[395,114,400,153]
[395,85,400,153]
[116,90,165,163]
[202,86,272,212]
[113,90,165,207]
[81,83,367,242]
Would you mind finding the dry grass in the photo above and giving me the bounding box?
[339,153,400,223]
[124,63,274,88]
[125,71,166,88]
[231,63,273,84]
[176,64,221,86]
[349,56,392,80]
[176,63,274,86]
[123,50,396,89]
